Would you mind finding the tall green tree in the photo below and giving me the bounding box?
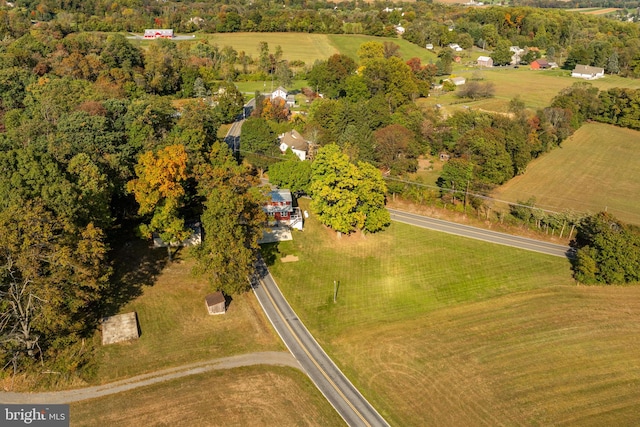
[573,212,640,284]
[240,117,278,175]
[491,39,513,66]
[194,143,266,294]
[268,153,312,194]
[310,144,389,235]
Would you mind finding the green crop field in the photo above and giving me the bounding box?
[492,122,640,226]
[266,200,640,425]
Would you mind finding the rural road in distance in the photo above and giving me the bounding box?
[252,259,390,427]
[388,208,574,258]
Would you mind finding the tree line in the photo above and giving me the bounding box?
[0,32,269,379]
[6,0,640,78]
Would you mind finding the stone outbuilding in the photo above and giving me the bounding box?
[205,291,226,315]
[101,312,140,345]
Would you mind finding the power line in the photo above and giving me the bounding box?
[383,176,565,215]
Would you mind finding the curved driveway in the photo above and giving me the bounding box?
[0,352,299,404]
[389,209,575,258]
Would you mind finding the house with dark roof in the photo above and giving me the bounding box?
[572,64,605,80]
[205,292,226,315]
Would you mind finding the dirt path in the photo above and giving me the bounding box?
[0,352,300,404]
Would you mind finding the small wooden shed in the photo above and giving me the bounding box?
[205,291,226,315]
[101,312,140,345]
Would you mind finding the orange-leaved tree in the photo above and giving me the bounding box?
[127,144,191,260]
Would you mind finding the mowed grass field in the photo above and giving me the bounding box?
[267,200,640,425]
[71,366,342,426]
[423,67,640,113]
[94,241,282,383]
[492,122,640,225]
[198,32,437,64]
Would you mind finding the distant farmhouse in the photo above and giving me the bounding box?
[144,29,174,39]
[477,56,493,67]
[510,46,525,64]
[530,59,551,70]
[279,130,309,161]
[447,76,466,86]
[271,86,295,108]
[572,64,605,80]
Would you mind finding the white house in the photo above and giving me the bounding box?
[205,292,226,315]
[449,43,463,52]
[271,86,295,108]
[271,86,287,101]
[279,130,309,161]
[144,29,174,39]
[510,46,524,64]
[571,64,605,80]
[447,76,466,86]
[426,43,434,50]
[477,56,493,67]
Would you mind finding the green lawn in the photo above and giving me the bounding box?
[94,242,282,384]
[268,200,574,339]
[492,122,640,225]
[265,202,640,425]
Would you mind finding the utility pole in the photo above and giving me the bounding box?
[464,180,470,213]
[333,280,338,303]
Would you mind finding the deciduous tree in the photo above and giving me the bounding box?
[127,144,191,260]
[194,143,266,294]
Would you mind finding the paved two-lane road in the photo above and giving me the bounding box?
[252,259,389,427]
[389,209,574,258]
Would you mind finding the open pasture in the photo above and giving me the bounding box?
[423,68,640,113]
[267,204,640,424]
[492,122,640,225]
[71,366,342,426]
[198,32,437,64]
[202,32,338,65]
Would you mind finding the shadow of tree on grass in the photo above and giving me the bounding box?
[101,238,168,317]
[260,242,281,267]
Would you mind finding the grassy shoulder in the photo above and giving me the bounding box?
[70,365,343,426]
[267,200,640,425]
